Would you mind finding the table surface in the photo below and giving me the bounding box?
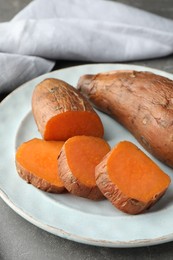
[1,0,173,259]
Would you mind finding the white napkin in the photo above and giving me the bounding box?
[1,0,173,93]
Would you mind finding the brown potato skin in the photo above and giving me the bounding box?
[58,146,104,200]
[95,152,167,215]
[16,161,65,193]
[77,70,173,168]
[32,78,103,139]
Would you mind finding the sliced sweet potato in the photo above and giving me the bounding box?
[15,138,65,193]
[58,135,110,200]
[77,70,173,167]
[32,78,104,141]
[95,141,171,214]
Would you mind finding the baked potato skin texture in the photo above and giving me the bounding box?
[77,70,173,167]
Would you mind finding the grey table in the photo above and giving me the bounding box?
[1,0,173,259]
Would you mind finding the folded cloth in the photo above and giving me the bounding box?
[1,0,173,93]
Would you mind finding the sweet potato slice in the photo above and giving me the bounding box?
[15,138,65,193]
[32,78,104,141]
[58,135,110,200]
[77,70,173,167]
[95,141,171,214]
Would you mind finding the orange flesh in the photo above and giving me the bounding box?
[107,141,171,203]
[44,111,104,141]
[65,136,110,186]
[16,138,64,186]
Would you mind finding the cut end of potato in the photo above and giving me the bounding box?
[44,111,104,141]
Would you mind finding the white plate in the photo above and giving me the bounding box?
[1,63,173,248]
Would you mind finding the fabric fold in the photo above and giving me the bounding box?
[1,0,173,93]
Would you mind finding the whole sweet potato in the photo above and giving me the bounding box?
[77,70,173,167]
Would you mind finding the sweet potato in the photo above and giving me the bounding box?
[95,141,171,214]
[58,135,110,200]
[32,78,104,141]
[15,138,65,193]
[77,70,173,167]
